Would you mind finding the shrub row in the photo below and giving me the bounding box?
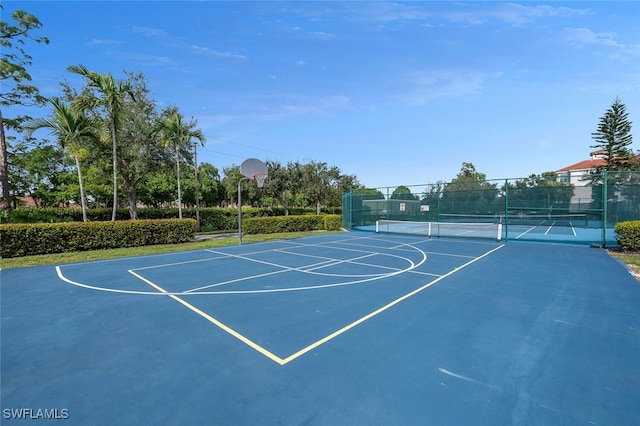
[243,214,342,235]
[615,220,640,251]
[1,206,342,228]
[0,219,196,258]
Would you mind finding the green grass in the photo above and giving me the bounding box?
[609,251,640,281]
[3,232,639,284]
[0,231,342,270]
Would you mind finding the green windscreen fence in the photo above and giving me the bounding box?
[342,171,640,246]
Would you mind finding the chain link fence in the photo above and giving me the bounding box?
[342,171,640,246]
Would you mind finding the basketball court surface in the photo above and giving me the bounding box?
[2,232,639,424]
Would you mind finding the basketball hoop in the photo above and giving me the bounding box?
[254,173,267,188]
[238,158,268,245]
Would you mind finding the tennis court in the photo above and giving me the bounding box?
[2,232,640,424]
[368,216,615,245]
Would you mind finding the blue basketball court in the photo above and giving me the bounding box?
[2,232,639,424]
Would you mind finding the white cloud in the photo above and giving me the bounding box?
[227,94,353,121]
[191,45,247,60]
[345,2,588,26]
[120,53,172,67]
[129,25,169,38]
[562,27,621,48]
[484,3,589,26]
[87,38,124,45]
[395,69,490,105]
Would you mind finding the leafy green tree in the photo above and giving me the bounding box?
[10,145,66,207]
[153,108,206,218]
[114,73,167,219]
[0,6,50,210]
[391,185,418,201]
[196,163,225,207]
[68,64,134,221]
[300,161,340,214]
[441,162,499,215]
[263,160,300,215]
[420,183,443,221]
[352,187,385,198]
[180,162,224,208]
[24,97,104,221]
[328,173,360,207]
[139,171,176,208]
[505,172,574,211]
[222,165,243,206]
[591,98,634,172]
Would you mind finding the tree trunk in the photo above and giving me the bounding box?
[120,169,138,220]
[193,144,200,231]
[176,144,182,219]
[74,155,88,222]
[127,188,138,220]
[0,109,12,211]
[110,118,118,222]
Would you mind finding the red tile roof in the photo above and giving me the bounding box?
[556,158,606,173]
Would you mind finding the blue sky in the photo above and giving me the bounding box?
[7,1,640,189]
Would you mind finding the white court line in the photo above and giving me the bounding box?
[423,251,476,259]
[544,222,554,235]
[515,226,536,239]
[274,247,425,276]
[282,238,476,260]
[203,249,386,277]
[132,253,233,271]
[56,237,429,296]
[185,267,297,292]
[276,236,427,252]
[439,367,502,391]
[186,251,394,293]
[203,247,424,279]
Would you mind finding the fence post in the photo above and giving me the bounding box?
[602,171,608,247]
[385,187,390,221]
[436,183,441,222]
[504,179,509,241]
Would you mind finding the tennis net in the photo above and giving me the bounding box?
[438,212,590,227]
[376,219,503,241]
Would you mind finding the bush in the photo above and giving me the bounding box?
[323,214,343,231]
[1,206,342,231]
[615,221,640,251]
[243,214,341,235]
[0,219,196,258]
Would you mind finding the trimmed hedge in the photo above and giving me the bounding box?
[0,219,196,258]
[243,214,342,235]
[615,220,640,251]
[1,207,342,231]
[323,214,342,231]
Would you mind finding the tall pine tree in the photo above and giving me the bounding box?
[590,97,633,171]
[0,7,50,211]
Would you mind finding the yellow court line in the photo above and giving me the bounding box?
[129,243,505,366]
[281,243,505,364]
[128,270,287,365]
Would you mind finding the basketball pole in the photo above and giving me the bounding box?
[237,177,249,245]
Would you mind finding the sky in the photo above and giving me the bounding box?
[5,1,640,189]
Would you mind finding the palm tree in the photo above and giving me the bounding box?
[24,97,104,221]
[153,111,206,218]
[68,65,133,221]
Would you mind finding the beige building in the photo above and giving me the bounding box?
[556,150,606,186]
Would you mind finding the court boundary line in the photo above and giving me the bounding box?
[130,243,506,365]
[56,238,430,296]
[133,242,427,294]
